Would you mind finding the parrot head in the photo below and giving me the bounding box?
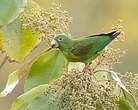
[51,35,73,50]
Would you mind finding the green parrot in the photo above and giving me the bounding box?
[51,31,120,71]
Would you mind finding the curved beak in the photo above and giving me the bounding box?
[51,40,59,48]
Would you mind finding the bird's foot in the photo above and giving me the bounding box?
[83,63,94,74]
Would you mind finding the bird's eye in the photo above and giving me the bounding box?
[58,37,63,41]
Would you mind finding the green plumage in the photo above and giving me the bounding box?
[52,31,120,64]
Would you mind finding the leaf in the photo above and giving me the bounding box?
[25,0,40,13]
[12,49,65,109]
[0,48,53,98]
[0,58,33,98]
[95,71,109,87]
[26,94,59,110]
[111,71,129,92]
[96,104,104,110]
[0,71,19,98]
[0,18,41,62]
[68,62,85,72]
[122,90,138,110]
[0,33,3,51]
[24,49,66,92]
[0,0,27,26]
[10,84,51,110]
[110,71,138,110]
[116,98,135,110]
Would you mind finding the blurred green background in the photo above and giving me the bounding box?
[0,0,138,110]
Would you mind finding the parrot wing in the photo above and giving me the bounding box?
[71,31,120,57]
[71,40,98,56]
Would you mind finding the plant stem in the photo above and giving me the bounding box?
[93,69,112,74]
[0,55,8,70]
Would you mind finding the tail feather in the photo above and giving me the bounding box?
[96,31,121,53]
[87,31,121,38]
[109,31,121,40]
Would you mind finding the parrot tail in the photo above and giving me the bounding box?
[96,31,121,53]
[108,31,121,40]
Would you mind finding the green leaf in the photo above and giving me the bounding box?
[0,0,27,26]
[10,84,51,110]
[0,33,3,52]
[26,94,59,110]
[117,98,135,110]
[110,71,138,110]
[24,49,66,92]
[122,89,138,110]
[68,62,85,72]
[94,71,109,87]
[0,18,41,62]
[0,58,33,98]
[96,104,104,110]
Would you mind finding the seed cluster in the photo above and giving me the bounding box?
[119,72,138,102]
[45,69,138,110]
[112,19,125,42]
[96,48,126,69]
[47,70,119,110]
[20,3,72,47]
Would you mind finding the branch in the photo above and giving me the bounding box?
[0,55,8,70]
[92,56,104,71]
[93,69,112,74]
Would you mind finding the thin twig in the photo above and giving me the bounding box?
[92,57,101,71]
[93,69,112,75]
[96,79,111,82]
[92,56,104,71]
[0,55,8,70]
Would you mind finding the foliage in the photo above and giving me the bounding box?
[0,0,27,26]
[0,0,137,110]
[0,0,41,62]
[0,18,41,61]
[11,84,53,110]
[0,0,70,98]
[24,49,66,92]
